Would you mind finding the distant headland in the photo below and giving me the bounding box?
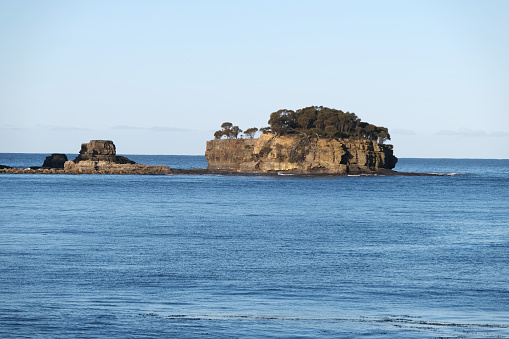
[0,106,436,176]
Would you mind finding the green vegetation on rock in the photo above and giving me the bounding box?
[267,106,390,143]
[214,106,391,144]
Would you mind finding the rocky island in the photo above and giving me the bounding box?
[206,106,398,175]
[64,140,172,174]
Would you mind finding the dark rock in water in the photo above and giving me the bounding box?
[73,140,136,164]
[42,153,68,168]
[113,155,136,164]
[0,165,12,169]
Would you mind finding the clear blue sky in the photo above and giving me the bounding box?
[1,0,508,158]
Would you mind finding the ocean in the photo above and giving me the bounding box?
[0,154,508,338]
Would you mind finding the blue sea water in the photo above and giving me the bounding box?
[0,154,508,338]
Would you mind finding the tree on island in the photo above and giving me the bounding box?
[213,106,391,144]
[243,127,258,139]
[214,122,243,139]
[266,106,391,144]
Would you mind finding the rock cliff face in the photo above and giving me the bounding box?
[205,133,397,174]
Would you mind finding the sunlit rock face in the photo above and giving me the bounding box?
[205,133,397,174]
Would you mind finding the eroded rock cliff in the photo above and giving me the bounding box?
[205,133,397,174]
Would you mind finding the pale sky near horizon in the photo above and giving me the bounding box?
[1,0,508,158]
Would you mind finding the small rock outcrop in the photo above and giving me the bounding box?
[63,140,172,175]
[206,133,398,175]
[0,140,172,175]
[42,153,68,168]
[73,140,136,164]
